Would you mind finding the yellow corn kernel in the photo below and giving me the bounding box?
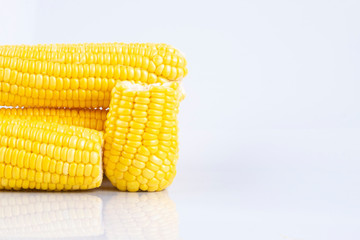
[104,81,183,191]
[0,118,103,191]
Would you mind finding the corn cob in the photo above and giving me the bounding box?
[104,81,183,192]
[0,43,187,108]
[0,108,108,131]
[105,191,179,240]
[0,118,103,190]
[0,192,103,238]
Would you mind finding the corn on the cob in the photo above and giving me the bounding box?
[0,43,187,108]
[0,192,103,238]
[105,191,179,240]
[0,108,108,131]
[0,118,103,190]
[104,81,183,192]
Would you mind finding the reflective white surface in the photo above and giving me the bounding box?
[172,129,360,240]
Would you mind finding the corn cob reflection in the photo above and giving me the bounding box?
[0,192,103,238]
[0,187,179,239]
[104,191,179,240]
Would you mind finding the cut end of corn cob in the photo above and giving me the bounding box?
[0,107,108,131]
[104,81,183,192]
[0,43,187,108]
[0,118,103,191]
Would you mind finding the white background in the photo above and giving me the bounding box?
[1,0,360,239]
